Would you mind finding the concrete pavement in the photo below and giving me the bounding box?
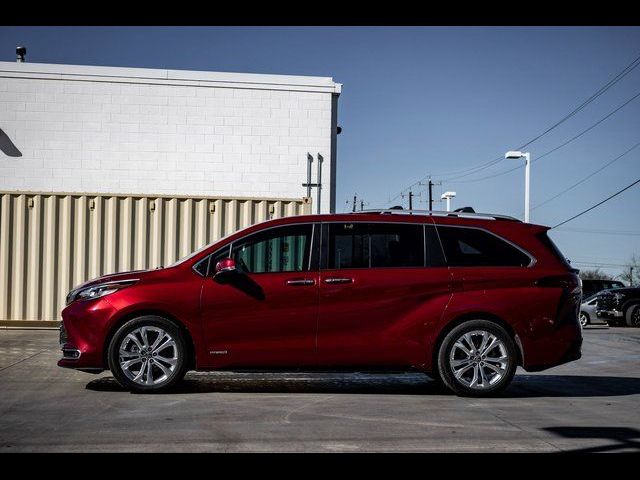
[0,326,639,452]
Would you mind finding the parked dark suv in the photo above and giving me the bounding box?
[596,287,640,327]
[581,279,625,299]
[58,210,582,396]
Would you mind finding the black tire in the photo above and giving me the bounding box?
[437,320,517,397]
[108,315,188,393]
[579,311,590,327]
[625,304,640,328]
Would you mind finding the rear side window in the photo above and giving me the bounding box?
[536,231,570,267]
[326,222,425,269]
[436,226,531,267]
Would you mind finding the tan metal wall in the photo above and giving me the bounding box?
[0,191,311,326]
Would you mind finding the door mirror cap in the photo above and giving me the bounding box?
[215,258,237,276]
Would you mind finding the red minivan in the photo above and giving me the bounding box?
[58,210,582,396]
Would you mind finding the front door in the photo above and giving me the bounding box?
[200,223,319,368]
[317,221,452,368]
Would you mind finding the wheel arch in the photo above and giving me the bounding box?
[103,309,197,370]
[622,300,640,315]
[431,312,524,372]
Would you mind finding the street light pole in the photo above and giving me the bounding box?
[524,152,531,223]
[505,151,531,223]
[441,191,457,212]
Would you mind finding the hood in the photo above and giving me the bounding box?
[599,287,639,295]
[70,268,157,292]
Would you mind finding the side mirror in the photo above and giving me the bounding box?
[214,258,237,282]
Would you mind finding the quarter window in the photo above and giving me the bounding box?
[436,226,531,267]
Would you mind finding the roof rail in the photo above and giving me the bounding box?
[351,209,521,222]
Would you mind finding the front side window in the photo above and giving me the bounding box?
[230,224,312,274]
[436,226,531,267]
[325,222,425,269]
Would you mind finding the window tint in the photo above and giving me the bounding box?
[426,225,446,267]
[436,226,531,267]
[230,224,312,274]
[193,256,210,276]
[603,281,624,290]
[326,223,425,269]
[328,223,370,269]
[369,223,424,268]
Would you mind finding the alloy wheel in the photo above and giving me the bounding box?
[579,313,589,327]
[118,326,178,386]
[448,330,509,390]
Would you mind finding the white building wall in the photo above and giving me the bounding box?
[0,62,341,213]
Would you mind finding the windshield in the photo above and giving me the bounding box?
[166,222,259,268]
[166,241,214,268]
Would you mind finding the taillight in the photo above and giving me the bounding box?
[537,273,582,329]
[536,274,581,294]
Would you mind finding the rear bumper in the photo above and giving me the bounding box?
[520,287,583,372]
[524,333,582,372]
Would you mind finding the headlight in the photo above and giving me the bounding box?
[66,279,138,305]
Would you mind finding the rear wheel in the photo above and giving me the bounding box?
[579,312,590,327]
[437,320,517,397]
[626,305,640,328]
[108,315,188,393]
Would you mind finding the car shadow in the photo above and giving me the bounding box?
[543,426,640,452]
[86,372,640,397]
[86,372,445,395]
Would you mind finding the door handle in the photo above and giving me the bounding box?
[323,277,353,284]
[286,279,315,286]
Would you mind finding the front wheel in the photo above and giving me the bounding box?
[437,320,517,397]
[108,315,188,393]
[626,305,640,328]
[579,312,590,327]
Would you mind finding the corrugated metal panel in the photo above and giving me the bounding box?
[0,191,311,325]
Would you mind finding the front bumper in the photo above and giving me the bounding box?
[59,322,82,360]
[57,297,116,370]
[596,309,623,319]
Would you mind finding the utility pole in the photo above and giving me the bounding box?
[631,266,635,287]
[409,190,413,210]
[352,194,357,212]
[360,200,365,211]
[417,176,440,211]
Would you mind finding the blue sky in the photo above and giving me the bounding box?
[1,26,639,278]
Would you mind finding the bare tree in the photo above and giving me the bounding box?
[620,254,640,287]
[579,268,612,281]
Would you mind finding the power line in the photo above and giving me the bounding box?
[518,51,640,150]
[387,52,640,198]
[448,89,640,184]
[552,177,640,229]
[572,262,631,268]
[556,227,640,237]
[532,140,640,210]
